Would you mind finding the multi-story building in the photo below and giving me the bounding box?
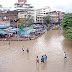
[36,6,51,16]
[0,11,18,27]
[0,0,35,26]
[14,0,35,23]
[36,8,65,24]
[0,5,17,28]
[36,6,51,23]
[36,15,43,23]
[0,11,18,21]
[46,11,65,24]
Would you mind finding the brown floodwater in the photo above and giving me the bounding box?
[0,30,72,72]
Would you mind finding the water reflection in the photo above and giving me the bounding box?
[64,59,67,68]
[36,64,39,72]
[26,54,30,60]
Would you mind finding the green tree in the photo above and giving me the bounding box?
[19,21,25,29]
[61,13,72,40]
[61,13,72,30]
[65,27,72,40]
[43,15,52,27]
[26,15,34,27]
[19,15,34,29]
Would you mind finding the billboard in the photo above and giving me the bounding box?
[0,21,10,28]
[18,0,27,2]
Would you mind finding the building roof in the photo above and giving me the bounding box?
[36,6,51,11]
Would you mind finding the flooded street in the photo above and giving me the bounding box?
[0,30,72,72]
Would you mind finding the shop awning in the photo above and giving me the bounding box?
[0,30,8,34]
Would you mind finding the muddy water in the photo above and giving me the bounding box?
[0,30,72,72]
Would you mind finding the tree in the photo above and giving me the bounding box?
[61,13,72,30]
[43,15,52,27]
[65,27,72,40]
[19,15,34,29]
[26,15,34,27]
[61,13,72,40]
[19,21,25,29]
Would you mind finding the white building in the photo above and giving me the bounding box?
[14,2,35,23]
[36,7,65,24]
[36,6,51,23]
[36,6,51,16]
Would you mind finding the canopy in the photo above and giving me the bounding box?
[19,29,25,35]
[23,34,31,37]
[19,29,25,32]
[8,33,13,35]
[9,30,16,33]
[0,30,8,34]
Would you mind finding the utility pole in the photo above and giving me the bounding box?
[17,19,19,41]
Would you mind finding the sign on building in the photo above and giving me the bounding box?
[18,12,25,18]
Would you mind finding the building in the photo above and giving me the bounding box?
[36,15,43,23]
[36,9,65,24]
[36,6,51,16]
[14,0,35,23]
[46,11,65,24]
[0,11,18,21]
[36,6,51,23]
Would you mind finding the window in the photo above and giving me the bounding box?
[46,13,48,14]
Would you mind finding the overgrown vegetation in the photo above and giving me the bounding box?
[61,13,72,40]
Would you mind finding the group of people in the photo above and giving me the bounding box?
[36,54,47,64]
[36,52,67,64]
[22,46,29,53]
[22,46,67,63]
